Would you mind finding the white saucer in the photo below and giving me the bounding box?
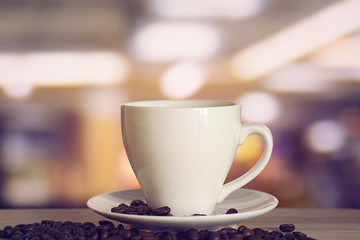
[87,188,278,230]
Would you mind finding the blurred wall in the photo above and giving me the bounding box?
[0,0,359,208]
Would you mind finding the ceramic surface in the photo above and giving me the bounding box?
[87,188,279,230]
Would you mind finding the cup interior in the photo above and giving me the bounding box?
[122,100,237,108]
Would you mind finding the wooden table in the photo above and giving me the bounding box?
[0,208,359,239]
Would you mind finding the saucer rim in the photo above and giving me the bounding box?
[87,188,279,228]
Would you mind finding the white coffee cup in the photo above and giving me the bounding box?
[121,100,273,216]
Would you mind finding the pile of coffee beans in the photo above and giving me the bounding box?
[111,200,172,216]
[111,200,239,216]
[0,221,315,240]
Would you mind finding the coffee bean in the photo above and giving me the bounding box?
[229,234,244,240]
[279,224,295,233]
[241,228,254,237]
[98,220,115,230]
[11,230,23,237]
[74,227,86,236]
[112,203,130,214]
[237,226,246,233]
[138,229,154,238]
[41,233,55,240]
[52,222,63,229]
[60,226,73,233]
[24,232,34,239]
[185,229,199,240]
[62,221,73,227]
[153,206,171,216]
[108,236,122,240]
[199,229,210,240]
[10,236,22,240]
[13,224,25,232]
[135,204,151,215]
[244,236,261,240]
[270,231,283,238]
[292,231,307,239]
[192,214,207,216]
[41,221,55,227]
[221,227,238,235]
[252,228,265,237]
[87,228,98,239]
[221,233,230,240]
[81,222,95,230]
[119,229,132,239]
[4,226,15,237]
[208,231,221,240]
[161,232,176,240]
[130,200,146,207]
[226,208,238,214]
[283,233,295,240]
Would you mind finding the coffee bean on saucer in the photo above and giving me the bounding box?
[153,206,171,216]
[226,208,238,214]
[111,203,129,214]
[135,204,151,215]
[130,199,146,207]
[192,214,207,216]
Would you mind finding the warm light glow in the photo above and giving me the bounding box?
[161,61,207,99]
[231,0,360,81]
[2,83,34,99]
[0,51,128,87]
[4,177,51,206]
[235,135,263,163]
[150,0,264,19]
[117,149,140,189]
[133,22,220,61]
[261,63,332,93]
[311,36,360,69]
[79,88,128,119]
[306,120,345,153]
[238,91,280,123]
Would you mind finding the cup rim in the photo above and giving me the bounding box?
[122,100,239,109]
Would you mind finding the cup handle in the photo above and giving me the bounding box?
[216,122,273,203]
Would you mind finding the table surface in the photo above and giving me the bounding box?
[0,208,359,240]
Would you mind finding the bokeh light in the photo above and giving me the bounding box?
[150,0,264,19]
[237,92,280,123]
[160,61,207,99]
[306,120,346,153]
[261,63,332,93]
[0,52,128,87]
[2,83,34,99]
[133,22,220,61]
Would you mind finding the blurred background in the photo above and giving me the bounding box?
[0,0,359,209]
